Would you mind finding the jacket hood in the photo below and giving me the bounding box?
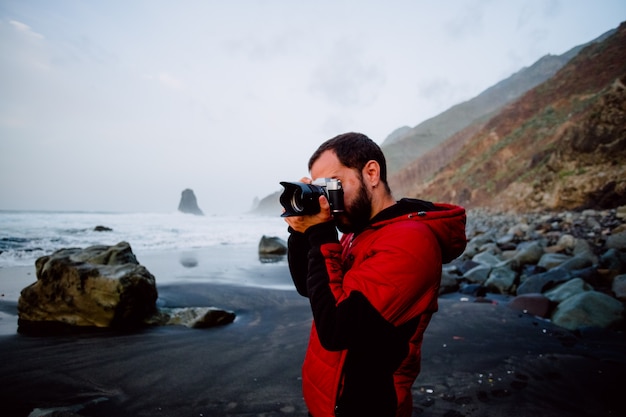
[370,198,467,263]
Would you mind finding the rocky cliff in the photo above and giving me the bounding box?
[381,30,614,176]
[394,21,626,213]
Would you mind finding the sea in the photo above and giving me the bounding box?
[0,210,289,269]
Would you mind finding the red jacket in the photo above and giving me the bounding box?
[288,199,467,417]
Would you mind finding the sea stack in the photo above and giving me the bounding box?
[178,188,204,216]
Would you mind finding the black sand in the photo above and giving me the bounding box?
[0,250,624,417]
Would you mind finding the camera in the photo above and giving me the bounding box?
[280,178,344,217]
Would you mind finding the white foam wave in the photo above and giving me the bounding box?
[0,211,288,268]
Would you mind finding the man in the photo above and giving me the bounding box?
[284,132,467,417]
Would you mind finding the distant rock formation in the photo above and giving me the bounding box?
[178,188,204,215]
[250,191,282,216]
[18,242,158,333]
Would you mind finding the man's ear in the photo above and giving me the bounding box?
[363,160,381,187]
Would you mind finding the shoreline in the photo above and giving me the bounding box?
[1,248,625,416]
[0,245,292,335]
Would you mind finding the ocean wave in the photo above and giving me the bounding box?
[0,211,288,268]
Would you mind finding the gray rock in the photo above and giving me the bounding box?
[485,265,517,294]
[448,259,480,275]
[558,254,594,272]
[537,253,572,269]
[600,248,626,275]
[259,235,288,255]
[439,271,460,295]
[472,251,502,266]
[506,223,529,238]
[612,274,626,301]
[606,232,626,251]
[510,241,544,268]
[581,209,598,217]
[517,268,571,295]
[572,239,598,264]
[463,264,492,284]
[551,291,625,330]
[147,307,235,328]
[463,234,493,258]
[477,242,501,255]
[584,216,602,233]
[18,242,158,332]
[496,233,515,246]
[556,234,576,250]
[544,278,593,303]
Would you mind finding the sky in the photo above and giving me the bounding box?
[1,1,624,215]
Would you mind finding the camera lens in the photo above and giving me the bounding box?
[279,181,324,217]
[290,191,305,213]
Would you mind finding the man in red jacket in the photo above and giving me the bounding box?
[284,132,467,417]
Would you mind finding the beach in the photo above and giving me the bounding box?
[1,247,625,417]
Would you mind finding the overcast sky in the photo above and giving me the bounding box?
[1,1,624,214]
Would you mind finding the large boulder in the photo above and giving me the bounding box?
[551,291,625,330]
[178,188,204,215]
[18,242,158,333]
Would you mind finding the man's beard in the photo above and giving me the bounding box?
[335,181,371,234]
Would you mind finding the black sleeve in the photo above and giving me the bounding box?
[287,221,338,297]
[286,227,312,297]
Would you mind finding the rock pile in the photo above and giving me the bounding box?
[443,206,626,331]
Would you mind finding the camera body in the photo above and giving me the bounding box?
[280,178,344,217]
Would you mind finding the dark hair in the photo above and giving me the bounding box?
[308,132,391,193]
